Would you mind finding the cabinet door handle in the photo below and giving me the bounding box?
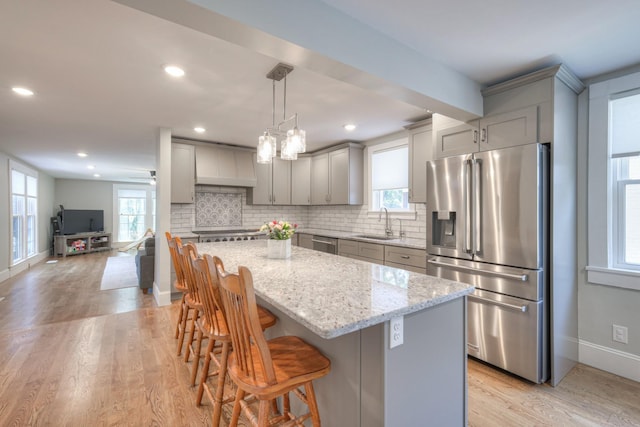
[473,130,478,144]
[401,255,410,259]
[481,128,487,142]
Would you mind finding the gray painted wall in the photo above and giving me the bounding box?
[577,86,640,357]
[0,150,54,273]
[0,152,10,273]
[54,179,116,233]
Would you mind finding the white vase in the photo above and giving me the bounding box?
[267,238,291,259]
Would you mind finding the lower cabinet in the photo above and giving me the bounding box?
[384,246,427,274]
[338,239,384,263]
[337,239,427,273]
[298,233,314,250]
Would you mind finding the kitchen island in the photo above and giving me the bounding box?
[197,240,474,426]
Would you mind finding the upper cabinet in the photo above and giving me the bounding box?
[248,156,291,205]
[194,144,256,187]
[171,142,195,203]
[291,156,311,205]
[407,121,433,204]
[311,144,363,205]
[435,106,538,158]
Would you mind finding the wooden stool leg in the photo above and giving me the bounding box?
[197,337,216,406]
[258,400,270,427]
[230,388,245,427]
[175,294,185,339]
[190,326,205,386]
[177,305,190,356]
[184,310,199,362]
[304,382,321,427]
[212,341,230,427]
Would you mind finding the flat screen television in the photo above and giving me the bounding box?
[60,209,104,235]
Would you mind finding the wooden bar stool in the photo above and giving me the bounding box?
[165,233,190,347]
[216,263,331,427]
[177,242,203,361]
[190,254,276,427]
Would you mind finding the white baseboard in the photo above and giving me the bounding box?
[153,281,172,306]
[0,268,9,283]
[0,250,51,284]
[579,340,640,382]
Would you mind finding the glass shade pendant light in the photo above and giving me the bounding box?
[258,62,306,162]
[286,127,306,154]
[257,132,277,164]
[280,138,298,160]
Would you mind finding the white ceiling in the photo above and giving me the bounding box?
[2,0,639,183]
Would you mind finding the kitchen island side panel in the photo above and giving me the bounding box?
[259,296,467,426]
[381,297,466,426]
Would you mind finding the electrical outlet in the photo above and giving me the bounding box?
[389,316,403,349]
[613,324,628,344]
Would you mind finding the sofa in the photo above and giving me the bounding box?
[135,237,155,293]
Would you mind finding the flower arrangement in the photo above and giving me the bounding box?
[260,220,298,240]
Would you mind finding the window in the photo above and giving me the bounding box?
[586,71,640,289]
[10,160,37,265]
[114,185,156,242]
[369,139,409,212]
[610,91,640,270]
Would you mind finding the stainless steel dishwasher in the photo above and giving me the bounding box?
[311,236,338,254]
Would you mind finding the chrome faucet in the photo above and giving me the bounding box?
[379,207,392,237]
[395,218,406,239]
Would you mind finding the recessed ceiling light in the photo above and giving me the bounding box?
[194,127,205,133]
[87,165,95,170]
[164,65,185,77]
[93,173,101,178]
[344,124,357,131]
[77,152,88,157]
[12,87,34,96]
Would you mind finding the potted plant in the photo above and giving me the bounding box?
[260,220,297,259]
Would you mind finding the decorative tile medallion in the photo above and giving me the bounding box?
[195,192,242,227]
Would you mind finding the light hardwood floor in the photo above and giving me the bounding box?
[0,251,638,426]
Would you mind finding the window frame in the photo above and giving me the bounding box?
[367,137,414,216]
[586,71,640,290]
[112,184,156,243]
[9,160,38,266]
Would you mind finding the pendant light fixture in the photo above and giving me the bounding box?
[257,63,306,163]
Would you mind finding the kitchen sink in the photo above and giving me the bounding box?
[353,234,395,241]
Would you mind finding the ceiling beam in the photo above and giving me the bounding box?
[113,0,483,122]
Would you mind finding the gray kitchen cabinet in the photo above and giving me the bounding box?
[384,246,427,274]
[171,142,195,203]
[194,144,256,187]
[291,156,311,205]
[338,239,384,263]
[249,156,291,205]
[435,105,538,158]
[310,152,329,204]
[407,122,432,203]
[298,233,314,249]
[311,143,363,205]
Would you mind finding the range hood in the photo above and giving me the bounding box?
[195,144,257,187]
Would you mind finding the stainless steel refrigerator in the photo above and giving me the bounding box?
[426,143,549,384]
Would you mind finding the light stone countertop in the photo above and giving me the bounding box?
[297,228,426,250]
[197,240,473,339]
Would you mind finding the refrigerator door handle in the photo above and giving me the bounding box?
[468,294,528,313]
[464,159,473,253]
[427,258,529,282]
[473,158,482,254]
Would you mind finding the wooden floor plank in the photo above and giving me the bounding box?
[0,250,639,426]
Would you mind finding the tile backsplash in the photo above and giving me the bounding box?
[195,192,242,228]
[171,185,427,241]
